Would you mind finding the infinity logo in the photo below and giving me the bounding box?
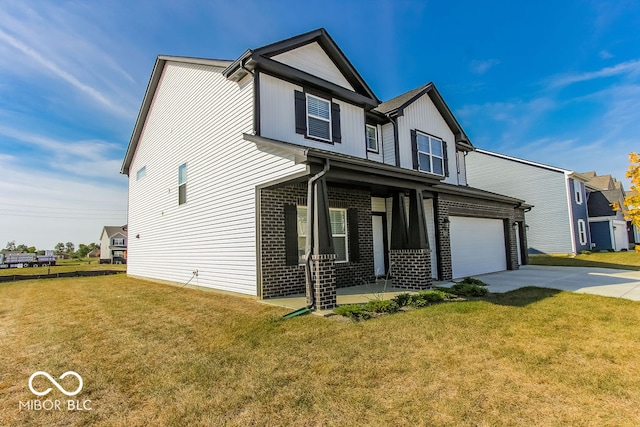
[28,371,83,397]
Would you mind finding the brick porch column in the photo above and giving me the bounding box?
[390,248,432,290]
[307,253,337,310]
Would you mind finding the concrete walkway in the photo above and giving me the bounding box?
[477,265,640,301]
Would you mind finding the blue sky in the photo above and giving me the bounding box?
[0,0,638,249]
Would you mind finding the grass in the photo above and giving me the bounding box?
[3,277,640,425]
[530,251,640,271]
[0,258,126,276]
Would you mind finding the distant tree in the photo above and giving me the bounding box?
[65,242,75,254]
[27,246,37,253]
[15,244,28,253]
[77,244,90,258]
[5,241,16,251]
[54,242,65,254]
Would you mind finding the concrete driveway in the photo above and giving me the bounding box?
[476,265,640,301]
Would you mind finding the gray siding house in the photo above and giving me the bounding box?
[466,149,591,254]
[121,29,529,309]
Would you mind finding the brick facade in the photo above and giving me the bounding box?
[390,249,432,290]
[259,182,374,299]
[435,193,526,280]
[309,253,337,310]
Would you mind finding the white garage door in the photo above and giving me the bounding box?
[450,216,507,278]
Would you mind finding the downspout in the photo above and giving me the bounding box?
[282,159,331,319]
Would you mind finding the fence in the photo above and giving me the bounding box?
[0,270,125,283]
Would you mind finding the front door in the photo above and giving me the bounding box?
[372,214,388,276]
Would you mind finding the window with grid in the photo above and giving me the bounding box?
[366,124,378,152]
[296,206,348,263]
[416,132,444,175]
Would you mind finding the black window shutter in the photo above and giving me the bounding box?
[347,208,359,262]
[410,129,418,170]
[442,141,449,177]
[331,102,341,143]
[294,91,306,135]
[284,204,299,266]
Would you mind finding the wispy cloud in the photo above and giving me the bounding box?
[0,2,139,118]
[547,58,640,88]
[599,49,614,59]
[470,59,500,75]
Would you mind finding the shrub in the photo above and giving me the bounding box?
[391,293,412,307]
[364,299,399,314]
[459,277,487,287]
[581,250,592,255]
[333,304,371,320]
[449,281,488,297]
[409,290,448,307]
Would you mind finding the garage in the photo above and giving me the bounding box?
[449,216,507,278]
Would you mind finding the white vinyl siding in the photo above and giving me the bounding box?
[456,151,467,185]
[271,42,355,90]
[466,151,575,254]
[260,74,366,158]
[127,62,305,296]
[381,122,396,166]
[396,93,457,184]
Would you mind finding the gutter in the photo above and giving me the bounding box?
[282,159,330,319]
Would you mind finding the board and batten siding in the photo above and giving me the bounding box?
[127,62,305,295]
[381,122,396,166]
[259,73,367,158]
[466,151,574,254]
[396,94,458,184]
[271,42,355,90]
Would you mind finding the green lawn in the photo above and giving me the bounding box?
[3,276,640,426]
[530,251,640,271]
[0,258,126,276]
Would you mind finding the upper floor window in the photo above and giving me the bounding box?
[365,124,378,152]
[306,94,331,141]
[136,166,146,181]
[413,131,445,176]
[178,163,187,205]
[112,238,125,246]
[574,180,583,204]
[294,90,341,143]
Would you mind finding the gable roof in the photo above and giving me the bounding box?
[223,28,380,107]
[102,225,128,239]
[476,149,590,181]
[374,83,473,151]
[121,55,233,175]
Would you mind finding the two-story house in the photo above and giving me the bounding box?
[121,29,529,309]
[99,225,127,264]
[466,149,591,254]
[581,172,630,251]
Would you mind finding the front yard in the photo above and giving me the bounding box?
[530,251,640,270]
[2,275,640,425]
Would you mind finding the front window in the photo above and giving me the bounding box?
[366,124,378,152]
[306,94,332,141]
[296,206,348,263]
[136,166,146,181]
[417,132,444,175]
[112,238,125,246]
[178,163,187,205]
[574,180,583,204]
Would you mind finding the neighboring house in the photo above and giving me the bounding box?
[581,172,630,251]
[99,225,127,264]
[466,149,591,254]
[120,28,529,309]
[87,247,100,258]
